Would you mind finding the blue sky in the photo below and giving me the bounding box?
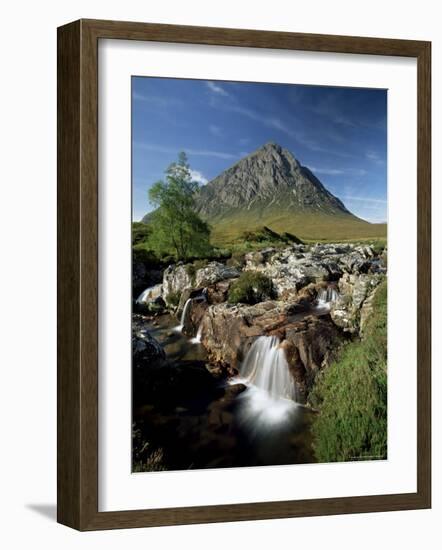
[132,77,387,223]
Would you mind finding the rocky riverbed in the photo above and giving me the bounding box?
[132,242,387,471]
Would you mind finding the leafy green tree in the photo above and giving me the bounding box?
[147,153,212,260]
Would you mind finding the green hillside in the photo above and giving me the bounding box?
[209,208,387,246]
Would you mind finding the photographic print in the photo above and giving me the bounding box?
[131,77,387,472]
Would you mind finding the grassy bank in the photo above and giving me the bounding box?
[309,280,387,462]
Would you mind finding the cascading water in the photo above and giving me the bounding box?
[239,336,298,401]
[136,286,155,304]
[234,336,300,427]
[190,323,203,344]
[315,287,339,311]
[174,298,192,333]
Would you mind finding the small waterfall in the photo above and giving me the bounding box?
[239,336,298,402]
[190,323,203,344]
[136,286,155,304]
[316,287,339,306]
[174,298,192,333]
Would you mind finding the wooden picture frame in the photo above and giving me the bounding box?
[57,18,431,531]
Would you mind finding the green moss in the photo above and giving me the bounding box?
[369,239,387,255]
[184,263,197,284]
[227,271,275,305]
[166,291,181,308]
[226,251,246,269]
[310,280,387,463]
[184,259,209,285]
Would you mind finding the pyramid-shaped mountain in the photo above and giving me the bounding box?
[195,142,351,219]
[142,142,386,243]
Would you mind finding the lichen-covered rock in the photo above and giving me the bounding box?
[243,242,385,301]
[162,263,193,304]
[195,262,240,287]
[330,272,385,333]
[244,245,336,298]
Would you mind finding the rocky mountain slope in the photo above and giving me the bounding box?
[195,142,351,219]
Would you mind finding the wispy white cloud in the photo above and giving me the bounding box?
[230,106,354,158]
[209,124,222,137]
[365,150,385,165]
[207,85,355,158]
[132,91,182,107]
[310,167,368,177]
[189,169,208,186]
[225,103,298,139]
[206,81,229,96]
[134,142,237,160]
[341,196,387,204]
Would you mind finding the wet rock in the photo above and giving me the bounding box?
[281,316,343,397]
[200,301,289,368]
[135,284,166,313]
[132,322,166,368]
[198,299,342,399]
[136,283,163,303]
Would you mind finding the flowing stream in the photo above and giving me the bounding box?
[134,287,344,469]
[135,313,315,470]
[238,336,298,401]
[316,287,339,306]
[190,323,203,344]
[173,298,192,333]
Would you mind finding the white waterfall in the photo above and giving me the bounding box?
[190,324,203,344]
[316,287,339,306]
[136,284,163,304]
[174,298,192,333]
[233,335,300,426]
[239,336,298,402]
[136,286,155,304]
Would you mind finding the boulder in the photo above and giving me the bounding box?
[278,316,343,397]
[195,261,240,287]
[329,272,385,333]
[162,263,193,304]
[200,301,288,368]
[244,245,335,298]
[132,320,166,369]
[242,242,385,301]
[206,279,233,304]
[198,299,343,398]
[132,317,219,408]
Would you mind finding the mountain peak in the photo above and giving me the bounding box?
[195,143,350,219]
[249,141,300,168]
[261,141,280,150]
